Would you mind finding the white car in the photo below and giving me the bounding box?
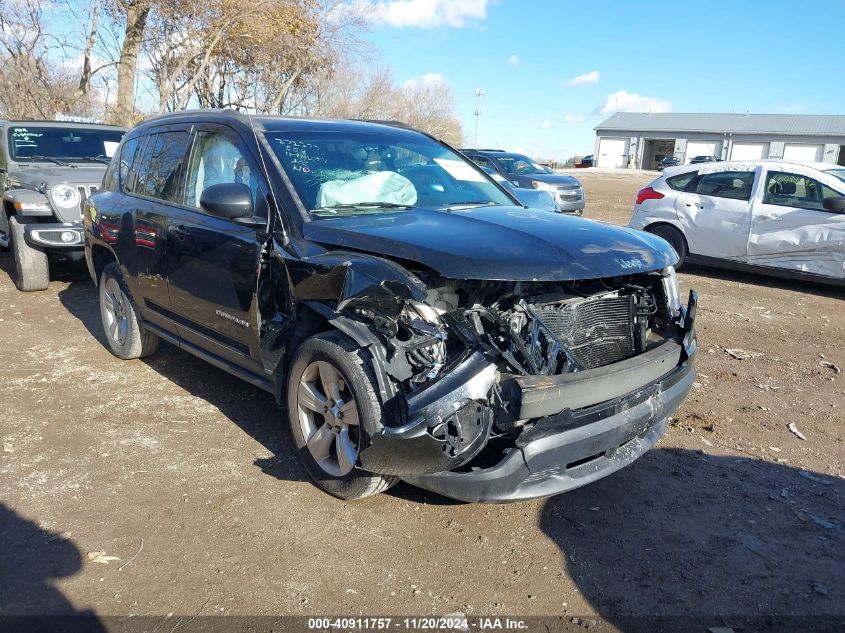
[628,160,845,285]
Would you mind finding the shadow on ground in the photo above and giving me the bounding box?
[680,263,843,299]
[55,276,306,487]
[0,503,105,631]
[540,448,844,631]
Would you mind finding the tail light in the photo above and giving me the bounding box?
[636,187,664,205]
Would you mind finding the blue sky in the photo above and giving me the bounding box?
[364,0,845,160]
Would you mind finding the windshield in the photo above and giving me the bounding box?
[265,129,513,217]
[8,126,124,163]
[493,153,552,175]
[825,168,845,184]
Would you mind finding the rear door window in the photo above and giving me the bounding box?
[693,171,754,201]
[140,131,190,203]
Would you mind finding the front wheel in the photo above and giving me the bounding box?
[286,332,398,500]
[9,216,49,291]
[648,224,688,268]
[98,262,159,359]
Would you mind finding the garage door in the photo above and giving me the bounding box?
[686,141,720,163]
[597,138,629,168]
[730,142,768,161]
[783,143,823,162]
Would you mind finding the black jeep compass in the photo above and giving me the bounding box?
[84,110,697,502]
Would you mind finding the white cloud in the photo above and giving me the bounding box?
[563,114,583,124]
[540,120,552,128]
[370,0,490,29]
[508,54,519,67]
[567,70,600,86]
[403,72,445,89]
[597,90,672,114]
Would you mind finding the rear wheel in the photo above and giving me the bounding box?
[648,224,688,268]
[9,216,49,291]
[99,262,159,359]
[287,331,398,500]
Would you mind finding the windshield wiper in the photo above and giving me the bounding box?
[311,202,413,214]
[441,200,494,210]
[79,156,110,164]
[26,155,76,167]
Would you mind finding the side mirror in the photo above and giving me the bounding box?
[822,196,845,213]
[199,182,253,219]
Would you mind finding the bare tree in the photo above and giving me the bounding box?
[106,0,152,125]
[71,0,102,101]
[309,62,464,144]
[0,0,82,118]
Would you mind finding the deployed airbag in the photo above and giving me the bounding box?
[317,171,418,208]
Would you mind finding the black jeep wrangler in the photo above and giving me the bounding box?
[0,120,126,290]
[84,110,697,502]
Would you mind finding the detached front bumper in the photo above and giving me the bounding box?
[399,291,698,502]
[24,222,84,248]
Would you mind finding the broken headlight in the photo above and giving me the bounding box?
[662,266,681,318]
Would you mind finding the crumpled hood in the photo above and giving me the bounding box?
[8,164,106,189]
[303,206,677,281]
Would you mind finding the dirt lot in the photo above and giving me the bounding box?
[1,171,843,630]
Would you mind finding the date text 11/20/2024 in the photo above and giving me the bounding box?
[307,617,529,630]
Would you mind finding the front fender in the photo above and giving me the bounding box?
[4,189,52,216]
[289,250,428,315]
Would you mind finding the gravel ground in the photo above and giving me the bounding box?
[1,171,842,630]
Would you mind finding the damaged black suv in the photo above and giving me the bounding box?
[84,110,697,502]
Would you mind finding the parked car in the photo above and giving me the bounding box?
[689,155,719,165]
[657,156,680,171]
[577,155,594,168]
[629,160,845,285]
[461,149,585,214]
[0,120,126,290]
[478,166,560,213]
[85,111,697,502]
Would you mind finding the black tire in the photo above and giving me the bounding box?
[286,331,398,500]
[0,208,9,252]
[9,216,49,291]
[98,262,159,359]
[648,224,688,268]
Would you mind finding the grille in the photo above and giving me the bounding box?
[532,295,636,370]
[76,185,98,202]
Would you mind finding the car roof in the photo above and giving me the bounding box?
[131,109,428,139]
[663,158,838,175]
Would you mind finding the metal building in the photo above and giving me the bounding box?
[593,112,845,170]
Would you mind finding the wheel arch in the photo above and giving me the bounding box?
[90,244,118,286]
[275,299,396,410]
[643,221,689,257]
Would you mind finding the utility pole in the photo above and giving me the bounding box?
[473,88,485,148]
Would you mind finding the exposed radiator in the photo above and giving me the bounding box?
[532,295,636,370]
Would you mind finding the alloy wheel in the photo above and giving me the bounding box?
[102,277,129,346]
[296,360,361,477]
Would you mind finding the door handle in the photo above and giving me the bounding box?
[758,214,780,221]
[170,225,190,240]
